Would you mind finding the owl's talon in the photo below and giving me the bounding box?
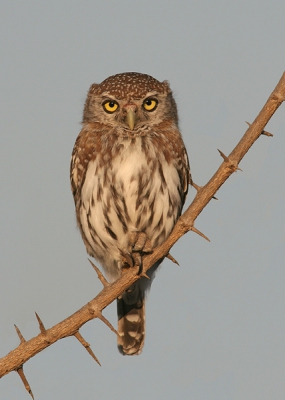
[120,251,134,268]
[128,232,153,253]
[142,238,153,253]
[132,252,143,274]
[129,232,148,252]
[128,231,139,250]
[125,232,153,275]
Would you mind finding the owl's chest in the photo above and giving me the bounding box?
[81,134,180,215]
[109,137,151,191]
[103,135,178,198]
[80,134,181,253]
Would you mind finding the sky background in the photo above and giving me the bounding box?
[1,1,285,399]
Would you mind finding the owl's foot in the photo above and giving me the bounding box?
[128,231,153,253]
[121,232,153,275]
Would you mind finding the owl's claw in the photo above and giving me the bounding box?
[133,252,143,275]
[128,232,153,253]
[120,251,134,268]
[121,232,153,274]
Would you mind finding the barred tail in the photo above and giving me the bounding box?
[117,283,145,356]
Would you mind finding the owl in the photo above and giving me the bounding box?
[70,72,190,355]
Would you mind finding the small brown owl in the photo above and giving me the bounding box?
[70,72,190,355]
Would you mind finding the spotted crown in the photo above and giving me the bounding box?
[89,72,170,99]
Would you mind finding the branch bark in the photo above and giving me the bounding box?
[1,72,284,387]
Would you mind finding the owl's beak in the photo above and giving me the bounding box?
[126,108,136,130]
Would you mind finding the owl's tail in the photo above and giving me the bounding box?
[117,281,146,356]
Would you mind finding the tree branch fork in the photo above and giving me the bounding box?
[1,72,284,398]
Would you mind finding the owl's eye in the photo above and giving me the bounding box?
[143,98,158,112]
[103,100,119,113]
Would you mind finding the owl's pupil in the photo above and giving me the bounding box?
[146,100,151,105]
[109,102,115,108]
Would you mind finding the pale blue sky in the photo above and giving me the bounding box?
[1,1,285,399]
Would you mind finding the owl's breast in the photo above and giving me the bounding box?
[79,135,182,275]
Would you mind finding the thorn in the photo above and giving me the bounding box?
[191,181,201,191]
[261,130,273,137]
[217,149,229,162]
[166,253,179,265]
[14,324,26,344]
[218,149,241,172]
[74,331,101,366]
[35,312,46,334]
[88,259,109,287]
[140,271,150,280]
[16,366,34,399]
[191,179,217,200]
[190,226,210,242]
[246,121,273,137]
[97,311,119,337]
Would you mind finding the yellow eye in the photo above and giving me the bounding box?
[143,98,158,112]
[103,100,119,113]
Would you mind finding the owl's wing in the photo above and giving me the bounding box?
[70,135,83,200]
[172,129,191,205]
[182,145,191,198]
[70,126,97,202]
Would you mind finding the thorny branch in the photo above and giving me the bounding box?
[1,72,285,398]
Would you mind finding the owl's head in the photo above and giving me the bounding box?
[82,72,178,130]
